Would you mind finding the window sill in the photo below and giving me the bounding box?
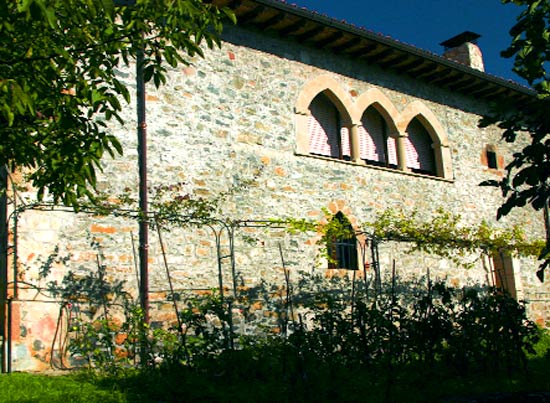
[295,152,455,183]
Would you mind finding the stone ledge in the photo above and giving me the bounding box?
[295,152,455,183]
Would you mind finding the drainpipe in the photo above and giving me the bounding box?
[0,165,8,373]
[114,0,149,324]
[544,198,550,256]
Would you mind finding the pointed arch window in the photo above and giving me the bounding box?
[308,93,351,160]
[359,106,397,168]
[327,212,358,270]
[405,118,436,176]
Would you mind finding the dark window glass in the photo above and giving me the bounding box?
[328,212,358,270]
[487,150,498,169]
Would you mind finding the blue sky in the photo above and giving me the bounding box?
[287,0,524,84]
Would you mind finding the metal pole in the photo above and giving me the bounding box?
[0,165,8,373]
[6,298,11,374]
[136,42,149,324]
[544,198,550,249]
[113,0,147,323]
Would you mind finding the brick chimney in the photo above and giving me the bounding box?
[440,31,484,72]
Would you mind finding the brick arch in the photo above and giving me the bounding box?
[295,75,354,155]
[354,88,399,134]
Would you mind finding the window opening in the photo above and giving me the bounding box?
[486,150,498,169]
[405,118,436,176]
[308,93,350,160]
[327,212,358,270]
[491,252,517,299]
[359,107,397,168]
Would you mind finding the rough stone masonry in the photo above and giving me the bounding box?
[5,17,550,371]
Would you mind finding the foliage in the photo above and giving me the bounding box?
[0,0,234,207]
[273,207,544,267]
[528,327,550,358]
[283,276,538,376]
[40,276,550,402]
[480,0,550,279]
[149,182,218,226]
[370,208,544,265]
[26,251,550,401]
[45,238,128,307]
[60,268,540,373]
[38,238,134,370]
[502,0,550,93]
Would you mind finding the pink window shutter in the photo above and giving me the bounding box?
[404,137,420,170]
[341,127,351,158]
[308,94,341,158]
[406,120,436,173]
[360,108,386,162]
[387,137,398,166]
[358,125,378,161]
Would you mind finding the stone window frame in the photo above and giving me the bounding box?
[487,251,524,300]
[295,75,453,180]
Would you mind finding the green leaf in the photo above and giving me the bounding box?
[2,0,228,207]
[91,89,103,105]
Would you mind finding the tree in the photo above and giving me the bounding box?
[0,0,234,206]
[480,0,550,280]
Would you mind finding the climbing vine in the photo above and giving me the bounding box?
[368,208,544,262]
[271,207,544,268]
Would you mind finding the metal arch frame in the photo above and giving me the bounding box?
[2,203,145,373]
[1,204,386,372]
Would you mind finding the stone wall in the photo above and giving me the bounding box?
[6,24,550,371]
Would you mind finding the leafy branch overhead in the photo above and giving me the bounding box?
[0,0,234,207]
[480,0,550,280]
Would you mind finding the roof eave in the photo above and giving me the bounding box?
[210,0,537,107]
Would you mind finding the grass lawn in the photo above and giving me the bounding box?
[0,372,126,403]
[1,355,549,403]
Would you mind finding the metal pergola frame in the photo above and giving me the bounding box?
[0,202,386,372]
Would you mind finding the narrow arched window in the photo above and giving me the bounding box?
[359,106,397,168]
[308,93,351,160]
[405,118,436,175]
[327,212,358,270]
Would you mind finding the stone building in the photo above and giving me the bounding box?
[1,0,549,371]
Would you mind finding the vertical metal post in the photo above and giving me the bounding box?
[136,43,149,324]
[6,299,11,374]
[229,224,238,298]
[544,198,550,249]
[0,165,8,373]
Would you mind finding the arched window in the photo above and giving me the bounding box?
[308,93,351,160]
[327,212,358,270]
[359,106,397,168]
[405,118,436,175]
